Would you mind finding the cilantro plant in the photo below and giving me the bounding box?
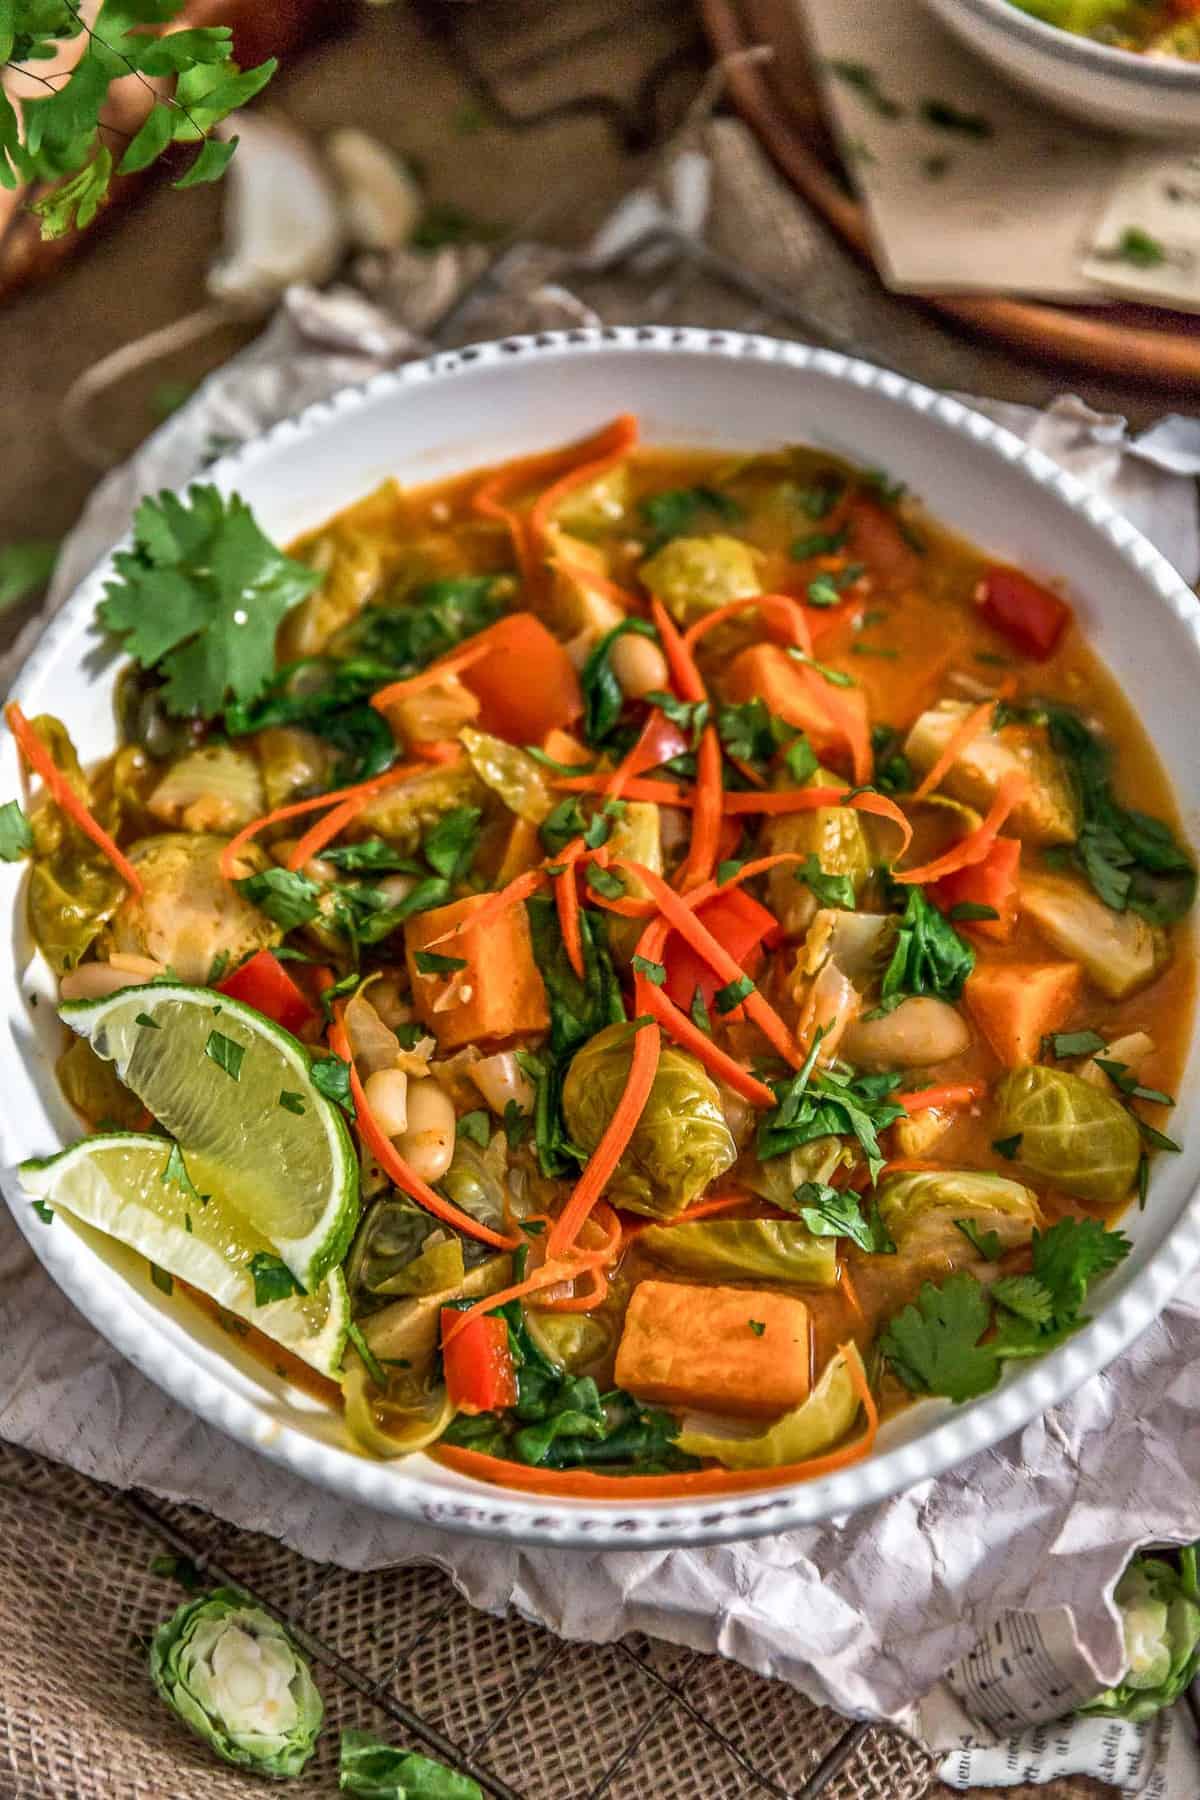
[1,2,277,240]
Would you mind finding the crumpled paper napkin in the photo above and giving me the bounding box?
[5,122,1200,1797]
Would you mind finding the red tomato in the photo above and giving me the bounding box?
[218,950,314,1036]
[931,837,1021,943]
[662,888,780,1018]
[440,1311,518,1415]
[459,613,583,744]
[976,566,1071,661]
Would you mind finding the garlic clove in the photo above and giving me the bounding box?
[325,128,423,253]
[206,114,345,313]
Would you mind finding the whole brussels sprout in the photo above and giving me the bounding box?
[149,1587,323,1777]
[562,1024,736,1218]
[1081,1547,1200,1722]
[877,1169,1041,1265]
[995,1065,1141,1206]
[104,833,279,984]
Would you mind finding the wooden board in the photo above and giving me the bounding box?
[701,0,1200,391]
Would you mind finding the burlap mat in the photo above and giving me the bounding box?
[0,1441,942,1798]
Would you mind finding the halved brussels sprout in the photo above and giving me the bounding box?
[342,1364,455,1459]
[1021,873,1169,1001]
[356,762,486,853]
[438,1134,511,1239]
[147,745,265,835]
[604,800,663,965]
[553,464,631,537]
[995,1065,1142,1206]
[25,715,125,974]
[359,1253,512,1383]
[278,513,388,660]
[765,769,873,938]
[877,1169,1041,1263]
[547,534,626,639]
[904,701,1077,845]
[675,1342,867,1469]
[639,1219,838,1287]
[255,726,337,813]
[346,1195,468,1309]
[639,534,761,624]
[460,726,554,823]
[561,1023,736,1218]
[739,1140,853,1209]
[104,833,279,984]
[524,1310,614,1373]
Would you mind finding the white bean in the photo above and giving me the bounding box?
[611,630,670,700]
[59,960,161,1001]
[394,1080,456,1183]
[471,1050,535,1117]
[373,873,418,909]
[841,996,972,1070]
[363,1067,409,1138]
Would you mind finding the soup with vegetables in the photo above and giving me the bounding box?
[1008,0,1200,57]
[10,415,1196,1499]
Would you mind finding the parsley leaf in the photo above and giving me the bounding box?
[249,1251,305,1307]
[631,954,667,986]
[795,1181,894,1253]
[876,886,974,1012]
[0,800,33,862]
[880,1272,999,1402]
[278,1091,306,1115]
[640,485,742,552]
[204,1030,244,1081]
[98,487,321,721]
[797,852,856,911]
[870,724,913,795]
[311,1056,352,1113]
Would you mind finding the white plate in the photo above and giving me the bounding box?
[921,0,1200,139]
[3,326,1199,1549]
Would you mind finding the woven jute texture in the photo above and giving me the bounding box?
[0,1441,940,1800]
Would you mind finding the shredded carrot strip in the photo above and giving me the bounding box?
[369,641,492,715]
[896,1082,986,1114]
[537,1203,622,1311]
[433,1340,879,1497]
[798,668,872,786]
[892,771,1027,885]
[839,1261,865,1323]
[537,1263,610,1313]
[411,739,464,765]
[649,596,705,705]
[527,413,638,562]
[425,864,550,948]
[546,1017,662,1259]
[617,860,804,1069]
[671,1191,756,1222]
[553,772,692,804]
[633,966,776,1106]
[554,859,584,979]
[912,697,998,802]
[329,1016,519,1252]
[649,596,722,889]
[6,702,144,895]
[219,761,424,881]
[287,793,369,871]
[473,417,640,586]
[441,1255,605,1344]
[682,591,813,655]
[720,788,915,862]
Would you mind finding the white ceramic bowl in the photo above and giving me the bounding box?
[3,327,1200,1549]
[921,0,1200,137]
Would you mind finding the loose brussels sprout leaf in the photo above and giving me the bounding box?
[56,1036,145,1131]
[149,1587,323,1776]
[604,799,663,965]
[339,1728,484,1799]
[876,1170,1041,1264]
[562,1023,736,1218]
[346,1196,469,1308]
[342,1363,456,1459]
[905,700,1077,846]
[639,534,761,624]
[995,1065,1142,1206]
[554,463,631,537]
[460,726,554,824]
[675,1342,866,1469]
[437,1134,511,1239]
[639,1219,838,1287]
[738,1140,853,1211]
[147,745,264,834]
[1081,1550,1200,1723]
[524,1309,614,1373]
[764,767,872,938]
[1021,873,1168,1002]
[24,715,125,974]
[105,834,279,985]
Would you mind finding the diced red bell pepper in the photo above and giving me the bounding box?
[976,566,1072,661]
[931,836,1021,943]
[634,709,690,774]
[440,1310,518,1416]
[459,612,583,745]
[218,950,315,1035]
[663,888,780,1018]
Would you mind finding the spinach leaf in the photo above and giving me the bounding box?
[580,619,660,745]
[757,1036,905,1182]
[876,886,974,1012]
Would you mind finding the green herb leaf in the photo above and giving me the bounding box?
[414,949,467,977]
[787,648,857,688]
[423,806,482,882]
[1099,226,1167,269]
[1030,1217,1131,1324]
[947,901,1000,923]
[31,1199,53,1225]
[714,974,755,1015]
[97,487,321,722]
[992,1133,1023,1161]
[204,1030,244,1081]
[690,986,713,1037]
[1045,1029,1107,1059]
[149,1262,174,1297]
[249,1251,304,1307]
[278,1091,306,1115]
[639,485,742,552]
[234,867,322,931]
[457,1109,490,1148]
[880,1271,999,1402]
[877,886,974,1011]
[586,862,626,900]
[580,619,660,745]
[758,1040,904,1182]
[311,1055,352,1113]
[716,698,798,766]
[748,1319,766,1337]
[631,954,667,987]
[920,97,993,138]
[796,1181,894,1253]
[503,1098,532,1150]
[135,1011,161,1030]
[161,1141,208,1207]
[953,1218,1003,1260]
[0,799,32,863]
[797,852,857,911]
[990,1274,1054,1327]
[792,526,850,560]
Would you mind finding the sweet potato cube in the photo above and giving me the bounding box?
[614,1279,811,1419]
[404,892,549,1051]
[964,959,1082,1068]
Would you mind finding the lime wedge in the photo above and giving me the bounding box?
[18,1134,349,1377]
[60,982,358,1293]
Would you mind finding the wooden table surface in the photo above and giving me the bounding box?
[1,5,1157,1794]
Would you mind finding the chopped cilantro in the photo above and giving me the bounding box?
[31,1199,53,1225]
[825,59,903,119]
[149,1263,174,1297]
[234,867,322,931]
[457,1110,490,1147]
[953,1218,1002,1260]
[135,1012,161,1030]
[690,986,713,1036]
[992,1133,1023,1161]
[414,950,467,976]
[639,485,742,552]
[249,1251,305,1307]
[797,853,857,911]
[278,1091,306,1115]
[714,974,755,1015]
[311,1055,352,1113]
[0,800,32,862]
[787,648,857,688]
[748,1319,766,1337]
[792,526,849,560]
[631,954,667,987]
[795,1181,894,1254]
[204,1030,244,1081]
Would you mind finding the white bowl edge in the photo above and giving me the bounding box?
[2,323,1199,1550]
